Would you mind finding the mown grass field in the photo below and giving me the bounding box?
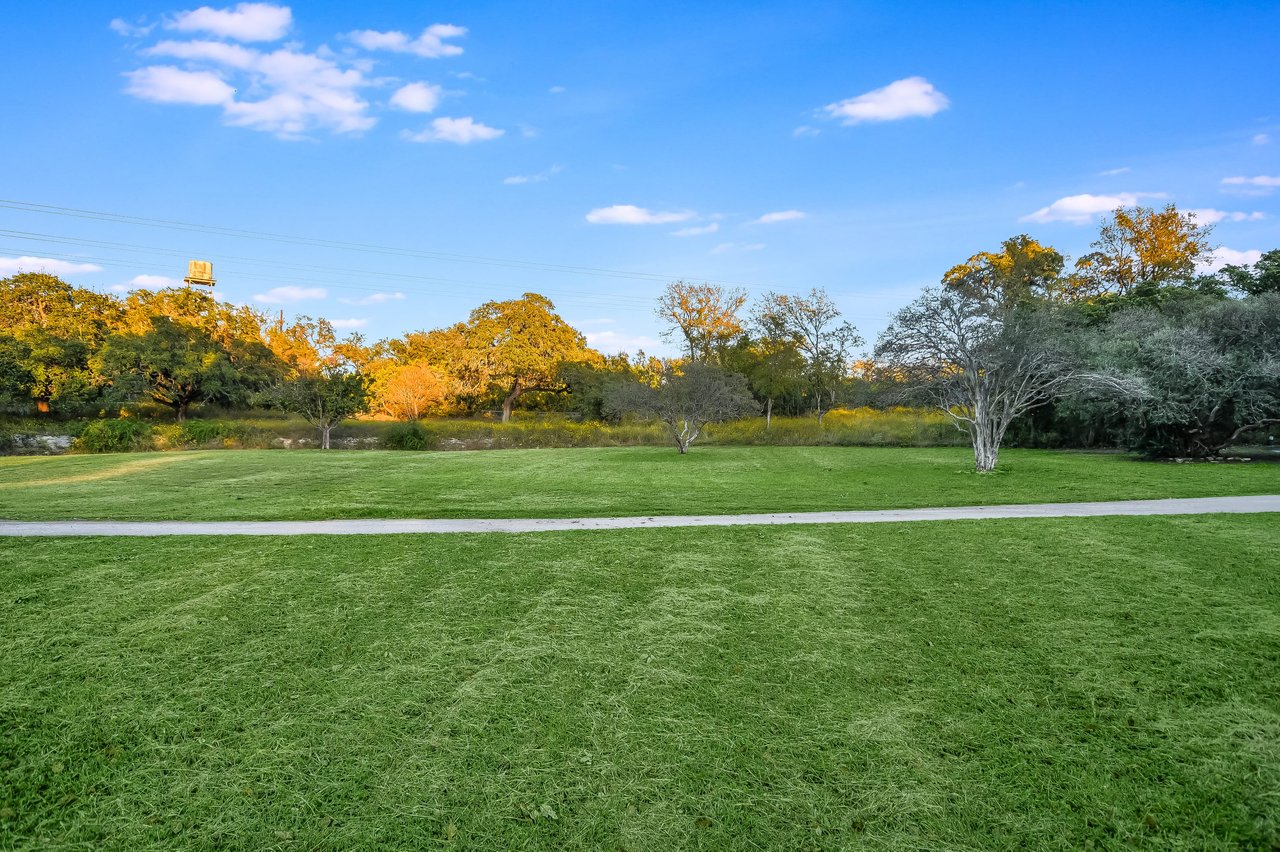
[1,446,1278,521]
[2,516,1278,849]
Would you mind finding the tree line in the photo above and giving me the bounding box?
[1,202,1277,467]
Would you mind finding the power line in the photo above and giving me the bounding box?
[0,198,806,294]
[0,229,658,310]
[0,245,660,317]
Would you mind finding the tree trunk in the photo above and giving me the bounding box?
[972,427,999,472]
[176,401,189,423]
[765,397,772,430]
[321,423,332,450]
[501,379,520,424]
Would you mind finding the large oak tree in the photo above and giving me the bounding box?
[462,292,595,422]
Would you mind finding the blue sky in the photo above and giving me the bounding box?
[2,0,1277,354]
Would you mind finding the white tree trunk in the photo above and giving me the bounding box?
[973,432,999,472]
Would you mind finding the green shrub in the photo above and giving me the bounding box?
[150,419,273,450]
[74,419,154,454]
[704,408,966,448]
[385,421,437,451]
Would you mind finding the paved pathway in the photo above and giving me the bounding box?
[1,495,1276,536]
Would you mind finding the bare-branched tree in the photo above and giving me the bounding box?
[875,288,1142,471]
[605,362,758,454]
[754,288,862,421]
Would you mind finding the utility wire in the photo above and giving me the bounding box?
[0,229,657,309]
[0,245,659,316]
[0,198,804,294]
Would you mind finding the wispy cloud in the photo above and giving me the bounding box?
[166,2,292,42]
[1187,208,1265,224]
[0,256,102,277]
[1221,175,1280,196]
[548,85,566,94]
[110,17,155,37]
[125,65,236,105]
[1200,247,1262,272]
[347,24,466,58]
[671,222,719,237]
[710,242,765,255]
[1253,133,1271,146]
[1098,166,1130,176]
[583,328,664,354]
[329,317,369,329]
[823,76,949,125]
[339,291,405,305]
[504,165,563,185]
[130,38,377,137]
[109,274,180,293]
[389,82,443,113]
[749,210,806,225]
[253,285,327,303]
[124,274,181,290]
[1020,192,1165,224]
[403,116,503,144]
[585,205,695,225]
[793,125,820,138]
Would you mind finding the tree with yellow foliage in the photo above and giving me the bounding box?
[943,235,1072,305]
[1073,205,1214,296]
[372,360,448,420]
[655,281,748,364]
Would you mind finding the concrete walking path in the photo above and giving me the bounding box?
[1,495,1277,537]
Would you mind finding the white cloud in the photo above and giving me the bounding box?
[583,329,663,354]
[253,285,327,303]
[585,205,695,225]
[1221,175,1280,195]
[339,292,405,305]
[108,274,180,293]
[503,165,562,185]
[750,210,807,225]
[1098,166,1130,176]
[402,116,503,144]
[823,76,949,125]
[134,40,376,136]
[329,317,369,329]
[348,24,466,58]
[548,85,566,94]
[1019,192,1165,224]
[167,2,292,42]
[124,65,235,105]
[110,18,155,37]
[389,81,442,113]
[710,242,765,255]
[131,274,181,289]
[1200,247,1262,272]
[793,125,820,138]
[1253,133,1271,146]
[672,222,720,237]
[0,256,102,277]
[1187,208,1266,224]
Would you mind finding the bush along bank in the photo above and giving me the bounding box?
[0,409,976,454]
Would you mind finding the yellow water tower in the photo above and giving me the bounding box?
[184,259,216,288]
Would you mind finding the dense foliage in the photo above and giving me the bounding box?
[2,204,1275,460]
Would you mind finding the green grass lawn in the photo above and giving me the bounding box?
[2,516,1277,849]
[0,446,1277,520]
